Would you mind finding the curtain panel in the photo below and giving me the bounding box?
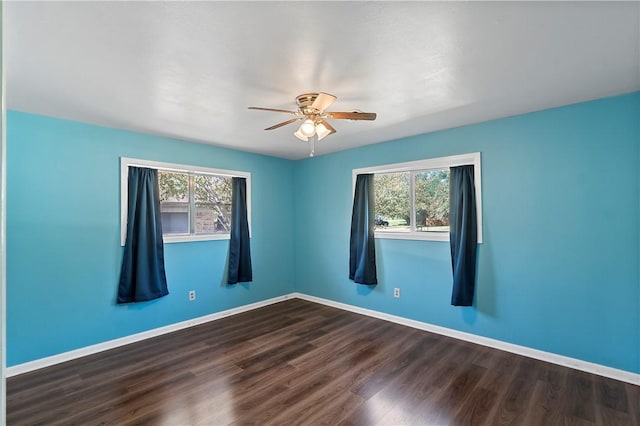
[118,166,169,303]
[449,165,477,306]
[349,173,377,285]
[228,177,253,284]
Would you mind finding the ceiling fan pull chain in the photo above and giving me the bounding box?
[309,134,316,157]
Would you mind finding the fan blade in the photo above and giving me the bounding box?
[311,92,337,113]
[248,106,299,115]
[264,117,301,130]
[327,111,377,120]
[319,118,336,134]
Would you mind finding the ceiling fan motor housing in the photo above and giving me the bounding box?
[296,93,321,115]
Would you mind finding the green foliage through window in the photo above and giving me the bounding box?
[374,172,410,227]
[414,170,449,230]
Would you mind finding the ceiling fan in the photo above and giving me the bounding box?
[248,92,376,156]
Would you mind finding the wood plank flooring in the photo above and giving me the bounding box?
[7,299,640,425]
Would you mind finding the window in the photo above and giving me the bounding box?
[158,171,232,235]
[121,158,250,244]
[353,152,482,242]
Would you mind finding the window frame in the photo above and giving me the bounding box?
[352,152,482,243]
[120,157,251,245]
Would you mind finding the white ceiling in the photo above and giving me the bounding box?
[6,1,640,160]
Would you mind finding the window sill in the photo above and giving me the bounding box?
[163,234,230,244]
[374,231,450,242]
[119,233,234,246]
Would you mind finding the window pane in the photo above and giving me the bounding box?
[415,169,450,232]
[374,172,410,232]
[158,171,189,202]
[194,174,232,234]
[160,205,189,234]
[158,171,189,234]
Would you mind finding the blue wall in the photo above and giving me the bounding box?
[293,92,640,374]
[6,112,295,366]
[7,92,640,375]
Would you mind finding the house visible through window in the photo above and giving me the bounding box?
[354,152,482,242]
[121,158,250,244]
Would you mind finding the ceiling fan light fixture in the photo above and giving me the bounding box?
[316,122,331,140]
[299,119,316,137]
[294,128,308,141]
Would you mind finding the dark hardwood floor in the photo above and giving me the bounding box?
[7,298,640,425]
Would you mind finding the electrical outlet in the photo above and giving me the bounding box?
[189,290,196,301]
[393,288,400,298]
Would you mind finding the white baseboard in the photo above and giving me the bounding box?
[6,294,295,377]
[8,292,640,386]
[292,292,640,386]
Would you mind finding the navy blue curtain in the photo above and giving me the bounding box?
[449,165,477,306]
[349,174,377,285]
[228,177,252,284]
[118,167,169,303]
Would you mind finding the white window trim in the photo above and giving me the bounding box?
[352,152,483,243]
[120,157,251,245]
